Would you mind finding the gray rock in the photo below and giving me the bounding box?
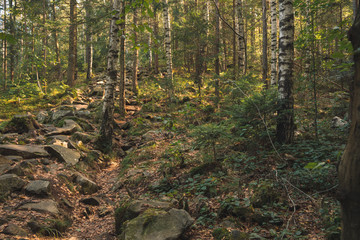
[5,164,25,176]
[2,223,27,236]
[18,199,59,215]
[4,155,23,162]
[0,155,12,174]
[0,144,49,159]
[120,208,194,240]
[45,145,80,166]
[36,111,49,123]
[51,109,73,122]
[41,158,50,165]
[72,173,100,194]
[45,119,82,137]
[76,110,91,118]
[2,114,40,134]
[0,174,25,192]
[25,180,50,196]
[332,116,348,128]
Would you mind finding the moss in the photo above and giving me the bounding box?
[115,201,135,235]
[212,228,230,240]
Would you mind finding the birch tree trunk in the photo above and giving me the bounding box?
[276,0,295,144]
[236,0,246,75]
[262,0,268,88]
[132,7,139,96]
[163,0,174,99]
[85,0,93,82]
[119,0,126,117]
[338,4,360,239]
[153,4,159,74]
[270,0,277,85]
[67,0,77,87]
[98,0,121,151]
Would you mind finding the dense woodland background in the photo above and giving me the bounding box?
[0,0,359,239]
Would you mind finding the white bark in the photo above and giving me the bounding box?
[236,0,246,74]
[98,0,120,149]
[270,0,277,85]
[277,0,294,143]
[163,0,174,97]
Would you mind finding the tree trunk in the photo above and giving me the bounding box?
[153,5,159,74]
[119,0,126,118]
[132,7,139,96]
[67,0,77,87]
[42,0,47,91]
[2,0,7,90]
[9,0,14,84]
[52,0,61,80]
[262,0,268,88]
[237,0,246,75]
[338,4,360,239]
[85,0,93,82]
[214,0,220,104]
[233,0,237,78]
[270,0,277,85]
[276,0,295,144]
[163,0,174,99]
[98,0,121,151]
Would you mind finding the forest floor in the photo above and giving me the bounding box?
[0,73,345,239]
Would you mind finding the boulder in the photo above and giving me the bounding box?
[45,145,80,166]
[2,224,27,237]
[25,180,51,196]
[18,199,59,215]
[0,174,26,193]
[120,208,194,240]
[45,119,82,136]
[332,116,348,128]
[51,109,74,122]
[0,155,12,174]
[0,144,49,159]
[72,172,100,194]
[36,111,49,123]
[1,114,40,134]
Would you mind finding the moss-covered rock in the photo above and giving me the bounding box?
[1,114,40,134]
[250,180,279,208]
[119,208,194,240]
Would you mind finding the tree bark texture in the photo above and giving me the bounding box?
[163,0,174,98]
[338,4,360,239]
[270,0,277,85]
[98,0,121,151]
[119,0,126,117]
[214,0,220,103]
[2,0,7,90]
[262,0,268,88]
[153,4,159,74]
[9,0,15,84]
[67,0,77,87]
[236,0,246,75]
[276,0,295,144]
[51,0,61,80]
[132,7,139,96]
[85,0,93,82]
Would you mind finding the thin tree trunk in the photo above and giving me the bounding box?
[276,0,295,144]
[98,0,121,151]
[233,0,237,78]
[2,0,7,90]
[270,0,277,85]
[42,0,47,92]
[52,0,61,80]
[262,0,268,88]
[163,0,174,99]
[9,0,14,84]
[237,0,246,75]
[132,7,139,96]
[148,28,153,69]
[119,0,126,118]
[214,0,220,104]
[67,0,77,87]
[153,5,159,74]
[85,0,93,82]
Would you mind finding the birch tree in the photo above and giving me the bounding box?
[98,0,121,151]
[119,0,126,117]
[270,0,277,85]
[85,0,93,82]
[163,0,174,99]
[262,0,268,87]
[236,0,246,75]
[338,3,360,238]
[276,0,295,144]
